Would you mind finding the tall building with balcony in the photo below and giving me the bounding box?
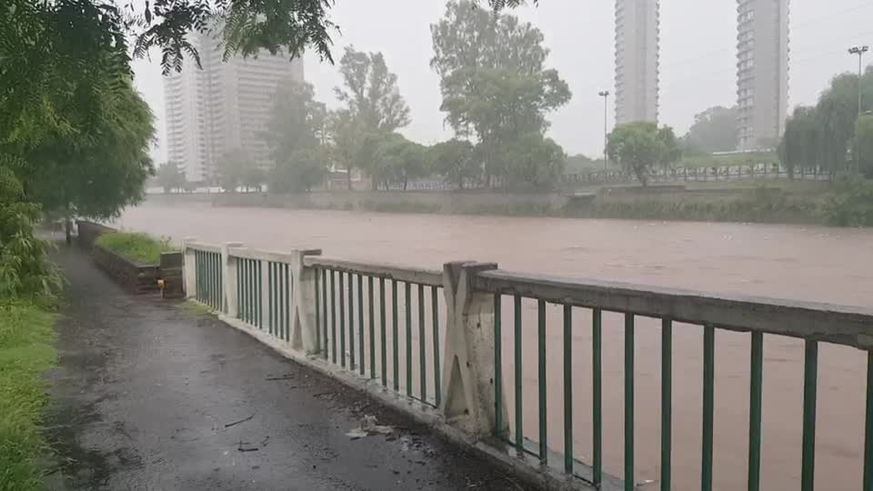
[736,0,789,150]
[614,0,660,125]
[163,32,304,183]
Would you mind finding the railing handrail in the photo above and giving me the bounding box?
[476,269,873,349]
[184,241,222,253]
[304,256,443,287]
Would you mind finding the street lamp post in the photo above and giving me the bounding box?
[849,45,869,172]
[598,90,610,170]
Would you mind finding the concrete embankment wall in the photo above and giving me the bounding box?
[145,181,832,224]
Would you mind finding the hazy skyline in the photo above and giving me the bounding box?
[132,0,873,163]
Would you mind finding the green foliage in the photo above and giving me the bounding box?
[0,301,57,491]
[371,134,428,190]
[781,68,873,176]
[431,0,570,186]
[430,139,479,189]
[95,232,176,265]
[271,148,328,193]
[822,175,873,226]
[607,122,681,186]
[264,82,328,193]
[156,161,187,193]
[496,133,565,189]
[216,148,262,192]
[855,115,873,178]
[682,106,738,154]
[329,47,410,189]
[0,168,61,302]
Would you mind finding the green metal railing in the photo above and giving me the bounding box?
[236,257,262,328]
[308,258,444,408]
[193,249,223,310]
[477,270,873,490]
[185,243,873,490]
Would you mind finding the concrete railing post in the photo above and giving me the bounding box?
[222,243,243,317]
[290,249,322,354]
[182,237,197,299]
[440,261,507,439]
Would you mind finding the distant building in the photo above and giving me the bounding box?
[163,32,304,183]
[736,0,789,151]
[614,0,660,125]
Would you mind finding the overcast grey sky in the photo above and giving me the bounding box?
[132,0,873,163]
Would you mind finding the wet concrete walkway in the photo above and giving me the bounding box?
[47,247,520,490]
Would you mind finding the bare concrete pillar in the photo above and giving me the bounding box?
[440,261,507,438]
[182,237,197,299]
[222,243,243,317]
[290,249,322,354]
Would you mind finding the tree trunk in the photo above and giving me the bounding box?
[347,166,353,191]
[64,218,72,245]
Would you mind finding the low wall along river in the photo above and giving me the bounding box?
[117,200,873,490]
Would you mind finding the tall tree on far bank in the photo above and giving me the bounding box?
[264,82,328,192]
[856,114,873,178]
[431,0,571,188]
[683,106,738,154]
[331,46,411,189]
[607,122,681,186]
[430,139,479,189]
[780,106,821,177]
[157,161,187,193]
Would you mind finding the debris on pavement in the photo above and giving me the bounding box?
[224,413,254,428]
[346,415,394,440]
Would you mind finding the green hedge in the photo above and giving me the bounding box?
[0,302,56,490]
[95,232,176,264]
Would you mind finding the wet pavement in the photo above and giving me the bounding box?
[46,246,523,490]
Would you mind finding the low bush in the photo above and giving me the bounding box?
[95,232,175,264]
[822,176,873,226]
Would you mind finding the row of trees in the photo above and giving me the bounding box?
[781,68,873,178]
[206,0,572,194]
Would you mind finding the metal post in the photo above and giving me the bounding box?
[599,90,610,170]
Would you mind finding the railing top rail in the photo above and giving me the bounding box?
[227,247,299,263]
[476,269,873,350]
[304,256,443,287]
[184,241,221,253]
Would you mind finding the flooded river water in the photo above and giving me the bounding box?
[117,201,873,490]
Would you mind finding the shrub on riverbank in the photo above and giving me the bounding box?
[95,232,175,264]
[0,301,56,490]
[822,176,873,226]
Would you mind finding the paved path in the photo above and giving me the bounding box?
[47,247,522,490]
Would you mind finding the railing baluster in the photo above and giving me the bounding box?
[405,282,412,398]
[380,278,387,387]
[563,304,573,474]
[348,272,355,369]
[368,276,375,379]
[514,295,523,453]
[802,340,818,491]
[748,331,763,491]
[702,324,715,491]
[392,280,399,392]
[418,283,426,401]
[494,294,503,436]
[593,308,603,486]
[339,272,346,368]
[661,319,673,491]
[625,313,634,491]
[330,270,337,364]
[321,269,329,359]
[358,274,365,376]
[268,262,274,336]
[537,299,547,464]
[257,260,262,329]
[865,351,873,491]
[432,286,441,407]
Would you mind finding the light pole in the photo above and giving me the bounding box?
[849,46,869,172]
[598,90,610,170]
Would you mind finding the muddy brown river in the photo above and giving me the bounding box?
[117,201,873,490]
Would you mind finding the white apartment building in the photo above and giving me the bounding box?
[163,32,304,183]
[615,0,660,125]
[736,0,789,150]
